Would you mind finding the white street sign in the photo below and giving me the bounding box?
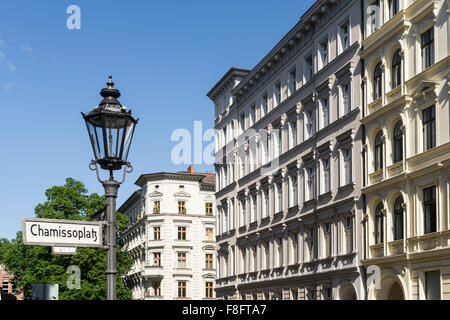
[52,246,77,255]
[22,218,104,248]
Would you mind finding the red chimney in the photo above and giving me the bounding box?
[187,165,194,174]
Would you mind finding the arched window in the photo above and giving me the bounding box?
[374,131,383,171]
[373,63,383,100]
[375,202,384,244]
[394,196,404,240]
[392,50,401,89]
[393,121,403,163]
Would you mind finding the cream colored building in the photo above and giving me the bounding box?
[208,0,365,300]
[360,0,450,299]
[120,166,216,300]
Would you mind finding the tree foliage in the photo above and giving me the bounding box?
[0,178,133,300]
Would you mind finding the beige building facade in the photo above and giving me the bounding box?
[360,0,450,300]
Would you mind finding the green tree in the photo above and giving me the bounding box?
[0,178,133,300]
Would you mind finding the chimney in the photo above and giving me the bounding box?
[187,165,194,174]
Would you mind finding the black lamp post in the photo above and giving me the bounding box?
[82,76,138,300]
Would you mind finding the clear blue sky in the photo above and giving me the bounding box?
[0,0,316,240]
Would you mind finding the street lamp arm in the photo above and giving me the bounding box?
[89,160,133,185]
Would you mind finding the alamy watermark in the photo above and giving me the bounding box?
[66,5,81,30]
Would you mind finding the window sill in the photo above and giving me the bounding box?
[338,183,355,193]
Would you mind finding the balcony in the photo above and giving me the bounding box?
[369,169,383,184]
[368,97,382,114]
[387,162,403,178]
[144,265,164,279]
[408,230,450,254]
[370,243,384,258]
[388,239,404,255]
[386,86,402,104]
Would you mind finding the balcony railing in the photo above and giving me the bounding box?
[369,169,383,184]
[386,86,402,104]
[408,230,450,253]
[368,97,382,114]
[370,243,384,258]
[387,162,403,178]
[144,265,164,278]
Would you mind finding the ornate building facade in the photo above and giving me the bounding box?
[120,166,216,300]
[208,0,365,300]
[360,0,450,299]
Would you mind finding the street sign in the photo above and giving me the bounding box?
[22,218,104,248]
[52,246,77,255]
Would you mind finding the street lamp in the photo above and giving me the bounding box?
[82,76,138,300]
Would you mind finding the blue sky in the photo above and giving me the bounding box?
[0,0,316,240]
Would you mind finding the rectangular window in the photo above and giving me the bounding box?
[261,93,268,117]
[423,186,436,234]
[178,226,187,240]
[342,148,352,185]
[177,252,186,268]
[263,189,269,218]
[304,55,313,82]
[306,167,316,201]
[322,158,331,194]
[389,0,399,18]
[319,38,328,69]
[291,176,298,206]
[423,105,436,151]
[153,252,161,266]
[289,68,297,96]
[305,109,316,139]
[178,201,186,214]
[345,217,353,253]
[205,254,213,269]
[274,82,281,107]
[324,222,332,257]
[250,105,256,126]
[276,182,283,212]
[153,226,160,240]
[290,120,297,149]
[321,97,329,129]
[153,201,160,214]
[205,282,214,298]
[421,28,434,70]
[341,83,351,115]
[205,202,213,216]
[425,271,441,300]
[240,199,246,227]
[339,21,350,52]
[206,228,213,241]
[178,281,187,298]
[153,281,161,296]
[240,113,246,134]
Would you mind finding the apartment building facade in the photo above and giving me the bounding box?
[360,0,450,300]
[208,0,365,300]
[120,166,216,300]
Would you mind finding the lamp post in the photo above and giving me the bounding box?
[82,76,138,300]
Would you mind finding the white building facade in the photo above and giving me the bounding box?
[120,166,217,300]
[208,0,365,300]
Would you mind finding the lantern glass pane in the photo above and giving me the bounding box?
[122,121,136,162]
[86,120,106,160]
[105,116,122,158]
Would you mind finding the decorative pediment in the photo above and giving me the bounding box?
[202,273,216,279]
[412,80,440,103]
[173,191,191,198]
[149,191,163,197]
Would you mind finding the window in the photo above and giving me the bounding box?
[425,271,441,300]
[239,113,246,134]
[178,252,186,268]
[321,158,331,194]
[153,227,160,240]
[274,82,281,107]
[305,167,316,201]
[374,131,383,171]
[341,83,351,115]
[394,196,404,240]
[421,28,434,70]
[339,21,349,52]
[304,109,316,140]
[289,68,297,96]
[206,228,213,241]
[263,188,269,218]
[205,282,214,298]
[205,254,213,269]
[205,202,213,216]
[389,0,399,18]
[392,50,401,89]
[306,227,315,261]
[342,148,352,185]
[240,199,246,227]
[373,63,383,100]
[345,216,353,253]
[178,281,187,298]
[153,201,160,214]
[250,105,256,126]
[261,93,268,117]
[393,121,403,163]
[304,55,313,82]
[153,252,161,266]
[319,38,328,69]
[178,201,186,214]
[320,97,329,129]
[177,226,187,240]
[289,120,297,149]
[324,222,332,257]
[423,186,436,234]
[375,203,384,244]
[276,182,283,212]
[290,175,298,207]
[370,0,380,34]
[153,281,161,296]
[423,105,436,151]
